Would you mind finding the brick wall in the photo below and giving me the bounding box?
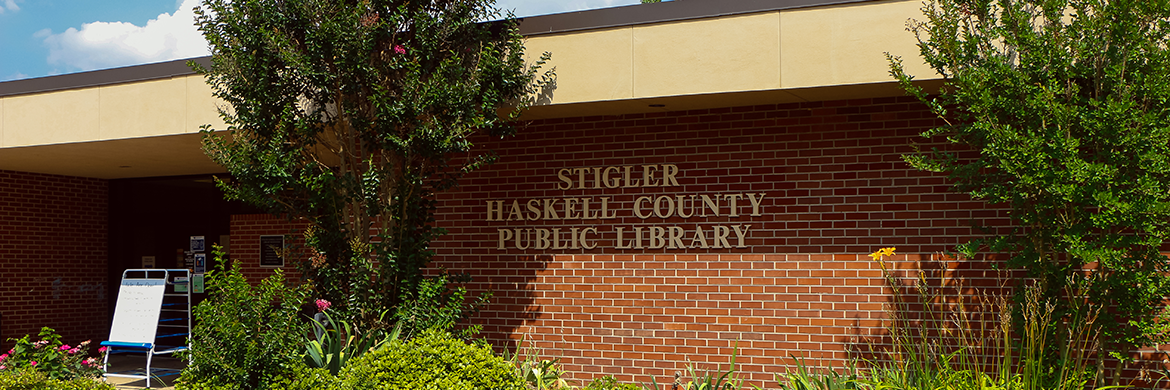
[229,214,305,284]
[0,170,108,350]
[429,96,1018,387]
[226,96,1115,386]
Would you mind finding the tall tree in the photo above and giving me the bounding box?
[193,0,551,330]
[890,0,1170,383]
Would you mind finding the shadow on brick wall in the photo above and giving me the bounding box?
[435,254,552,353]
[844,253,1170,388]
[845,253,1017,380]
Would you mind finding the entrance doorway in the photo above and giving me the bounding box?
[107,175,260,317]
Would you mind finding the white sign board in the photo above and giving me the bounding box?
[107,278,166,345]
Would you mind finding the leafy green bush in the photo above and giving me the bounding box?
[582,376,641,390]
[0,327,102,381]
[0,367,116,390]
[176,246,310,390]
[340,329,524,390]
[269,365,341,390]
[394,272,490,339]
[890,0,1170,379]
[178,364,340,390]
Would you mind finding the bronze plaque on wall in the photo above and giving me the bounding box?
[259,235,285,267]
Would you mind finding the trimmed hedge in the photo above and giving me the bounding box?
[340,330,525,390]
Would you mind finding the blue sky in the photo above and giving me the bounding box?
[0,0,641,82]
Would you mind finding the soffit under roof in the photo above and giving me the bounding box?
[0,133,225,180]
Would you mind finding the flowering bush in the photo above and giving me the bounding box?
[0,327,102,380]
[304,299,398,375]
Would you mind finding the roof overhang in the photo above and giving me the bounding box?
[0,0,938,180]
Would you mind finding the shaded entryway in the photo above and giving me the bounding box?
[107,175,259,320]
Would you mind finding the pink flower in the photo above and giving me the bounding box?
[33,340,48,348]
[0,365,6,370]
[315,299,331,312]
[29,361,36,367]
[0,354,7,362]
[69,348,80,354]
[83,357,99,367]
[393,45,406,55]
[58,344,72,352]
[98,346,107,353]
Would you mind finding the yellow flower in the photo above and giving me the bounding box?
[869,247,897,261]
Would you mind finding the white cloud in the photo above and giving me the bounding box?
[0,0,19,14]
[40,0,208,72]
[35,0,643,73]
[1,72,28,82]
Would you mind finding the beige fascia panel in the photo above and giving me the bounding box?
[3,88,101,147]
[520,79,941,120]
[779,0,934,89]
[524,27,635,104]
[186,74,228,132]
[99,77,188,139]
[0,73,224,149]
[632,12,781,98]
[523,0,935,109]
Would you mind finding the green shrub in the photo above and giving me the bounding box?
[0,327,102,381]
[0,367,115,390]
[503,337,575,390]
[394,272,490,339]
[773,356,859,390]
[582,376,641,390]
[269,365,341,390]
[340,329,524,390]
[176,246,310,390]
[178,364,339,390]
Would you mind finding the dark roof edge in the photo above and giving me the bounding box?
[0,0,885,98]
[0,57,212,98]
[516,0,879,36]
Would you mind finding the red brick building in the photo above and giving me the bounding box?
[0,0,1076,387]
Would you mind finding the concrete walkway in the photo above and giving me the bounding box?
[100,354,185,390]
